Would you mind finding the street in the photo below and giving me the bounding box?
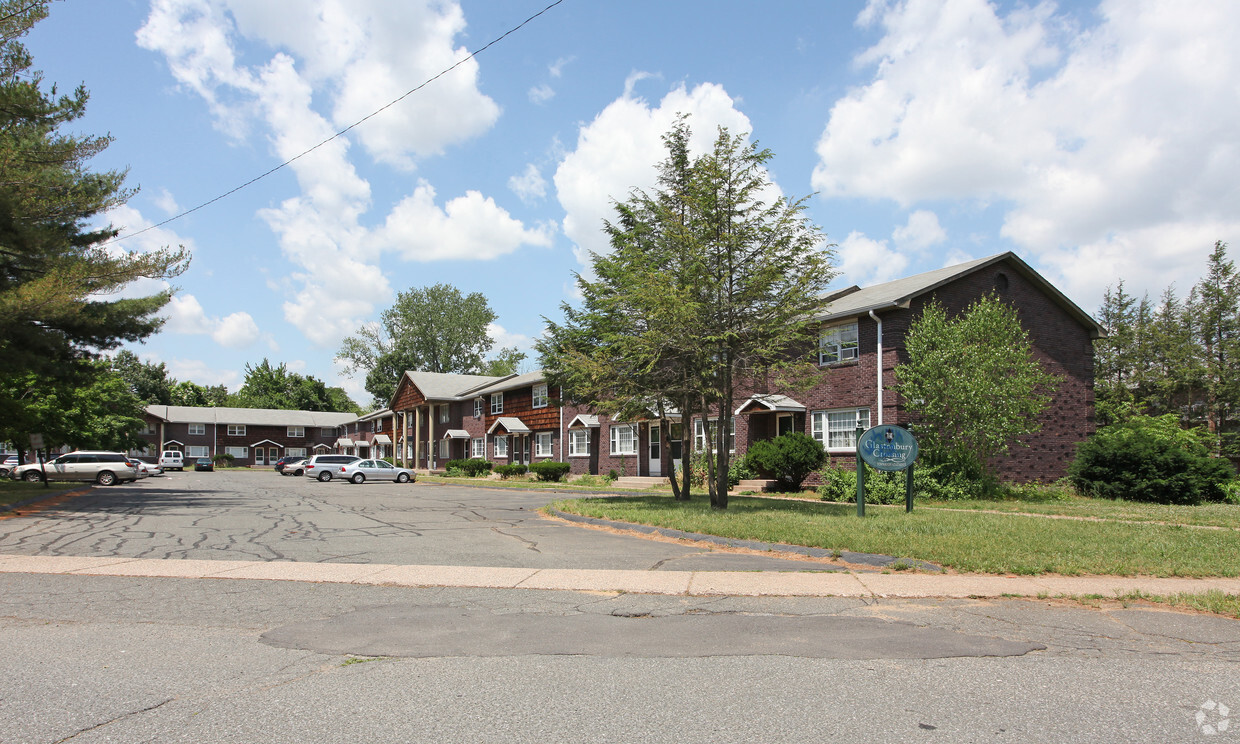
[0,471,1237,742]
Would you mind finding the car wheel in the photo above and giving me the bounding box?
[396,473,410,483]
[292,469,303,476]
[351,473,365,484]
[96,471,116,486]
[317,472,332,482]
[23,470,42,482]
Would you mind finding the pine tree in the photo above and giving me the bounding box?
[1188,241,1240,454]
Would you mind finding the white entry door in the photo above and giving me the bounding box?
[647,423,661,477]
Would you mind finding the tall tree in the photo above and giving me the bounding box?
[337,283,499,405]
[0,1,189,380]
[110,350,173,405]
[170,380,230,407]
[1093,280,1140,422]
[0,361,147,455]
[233,358,359,413]
[540,119,835,509]
[895,296,1061,489]
[1188,240,1240,453]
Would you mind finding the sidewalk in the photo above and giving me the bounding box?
[2,553,1237,599]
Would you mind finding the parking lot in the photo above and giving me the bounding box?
[0,469,825,570]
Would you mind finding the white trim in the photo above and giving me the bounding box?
[811,408,871,452]
[568,429,590,457]
[610,424,637,456]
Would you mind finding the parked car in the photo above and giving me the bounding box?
[280,458,307,477]
[135,457,164,476]
[273,456,305,474]
[338,459,415,484]
[159,450,185,471]
[0,454,18,478]
[126,458,150,478]
[194,457,214,472]
[10,451,138,486]
[304,454,361,482]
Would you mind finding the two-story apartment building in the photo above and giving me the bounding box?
[140,406,359,465]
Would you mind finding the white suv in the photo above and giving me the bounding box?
[11,451,139,486]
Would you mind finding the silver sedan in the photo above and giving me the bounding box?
[337,459,415,484]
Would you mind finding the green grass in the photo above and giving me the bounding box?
[549,494,1240,577]
[916,495,1240,529]
[0,479,83,507]
[1063,589,1240,619]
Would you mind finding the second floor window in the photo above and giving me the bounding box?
[188,424,205,436]
[438,405,450,424]
[532,383,548,409]
[227,424,246,436]
[473,398,483,418]
[287,426,304,438]
[491,392,503,415]
[819,322,859,365]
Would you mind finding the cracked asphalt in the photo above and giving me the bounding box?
[1,470,1238,742]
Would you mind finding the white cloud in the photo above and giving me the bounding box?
[836,231,909,285]
[554,81,756,264]
[153,188,180,215]
[375,181,555,261]
[165,357,242,391]
[488,322,532,351]
[814,0,1240,303]
[548,56,573,78]
[892,209,946,252]
[508,164,548,204]
[528,83,554,104]
[163,293,262,348]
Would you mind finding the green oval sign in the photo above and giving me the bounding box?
[857,425,918,472]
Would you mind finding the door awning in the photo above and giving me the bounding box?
[335,438,355,447]
[372,434,392,444]
[442,429,470,440]
[734,394,807,416]
[488,417,531,434]
[566,414,599,429]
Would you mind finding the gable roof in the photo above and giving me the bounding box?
[461,371,546,398]
[397,371,506,402]
[814,252,1105,337]
[145,405,358,428]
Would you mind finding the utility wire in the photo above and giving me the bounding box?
[106,0,565,246]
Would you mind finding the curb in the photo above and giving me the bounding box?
[548,508,942,572]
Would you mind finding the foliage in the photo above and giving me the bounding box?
[213,453,234,465]
[1069,414,1235,505]
[232,358,360,413]
[818,462,986,503]
[688,454,753,489]
[539,117,836,508]
[0,2,189,381]
[337,284,501,405]
[169,380,230,407]
[528,461,571,482]
[443,458,492,477]
[494,463,527,479]
[744,433,826,492]
[479,347,526,377]
[111,350,172,405]
[895,295,1060,484]
[0,361,147,454]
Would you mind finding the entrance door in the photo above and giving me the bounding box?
[777,414,794,437]
[270,447,280,465]
[254,449,265,466]
[648,423,661,477]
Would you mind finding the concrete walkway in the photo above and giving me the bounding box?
[2,552,1238,599]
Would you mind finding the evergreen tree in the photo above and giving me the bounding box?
[1188,240,1240,454]
[0,1,189,380]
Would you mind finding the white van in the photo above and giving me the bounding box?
[159,450,185,471]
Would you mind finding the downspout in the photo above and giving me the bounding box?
[558,392,563,461]
[868,310,883,426]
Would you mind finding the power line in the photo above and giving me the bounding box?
[107,0,565,246]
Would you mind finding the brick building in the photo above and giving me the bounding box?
[140,406,359,466]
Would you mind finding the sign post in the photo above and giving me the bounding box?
[855,425,920,515]
[29,433,47,488]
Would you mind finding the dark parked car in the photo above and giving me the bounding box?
[194,458,214,472]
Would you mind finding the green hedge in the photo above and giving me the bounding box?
[443,458,493,477]
[744,433,826,492]
[494,464,527,479]
[529,461,571,482]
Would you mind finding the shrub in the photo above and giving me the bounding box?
[212,453,234,466]
[688,455,752,489]
[529,461,571,482]
[607,470,619,481]
[818,462,983,503]
[744,433,826,492]
[494,464,527,479]
[443,458,493,477]
[1069,415,1235,504]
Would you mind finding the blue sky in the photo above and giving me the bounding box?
[28,0,1240,403]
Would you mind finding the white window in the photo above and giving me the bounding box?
[610,424,637,456]
[819,322,859,365]
[535,432,553,457]
[491,392,503,415]
[287,426,304,438]
[494,435,509,458]
[472,438,485,458]
[188,423,205,436]
[693,419,736,453]
[438,405,450,424]
[225,446,248,459]
[473,398,483,418]
[532,383,548,409]
[569,430,590,457]
[321,427,335,437]
[227,424,246,436]
[811,408,871,451]
[187,445,210,458]
[286,447,307,458]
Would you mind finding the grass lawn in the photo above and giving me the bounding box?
[916,495,1240,529]
[548,494,1240,577]
[0,479,83,508]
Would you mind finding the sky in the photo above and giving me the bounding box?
[28,0,1240,405]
